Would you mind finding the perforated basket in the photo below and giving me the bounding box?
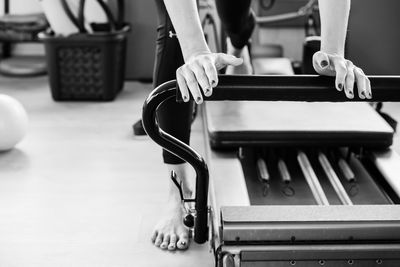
[40,28,128,101]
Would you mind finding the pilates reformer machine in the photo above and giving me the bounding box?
[142,75,400,267]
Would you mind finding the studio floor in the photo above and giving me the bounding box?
[0,76,212,267]
[1,76,400,267]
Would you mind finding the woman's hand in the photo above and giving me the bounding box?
[313,51,372,99]
[177,52,243,104]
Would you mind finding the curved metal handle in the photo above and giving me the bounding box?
[142,80,209,244]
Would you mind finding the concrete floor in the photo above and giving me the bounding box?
[1,76,400,267]
[0,76,213,267]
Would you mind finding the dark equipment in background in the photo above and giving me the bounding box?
[347,0,400,75]
[123,0,157,81]
[0,0,48,77]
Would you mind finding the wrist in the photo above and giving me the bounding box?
[184,49,212,62]
[320,40,345,57]
[182,46,211,62]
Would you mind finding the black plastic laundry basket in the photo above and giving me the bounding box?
[41,28,127,101]
[41,0,128,101]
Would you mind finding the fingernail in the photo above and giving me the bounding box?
[338,83,343,90]
[205,88,210,94]
[360,91,366,98]
[320,60,328,68]
[368,92,372,98]
[183,95,188,101]
[211,80,216,86]
[196,97,202,103]
[348,91,353,96]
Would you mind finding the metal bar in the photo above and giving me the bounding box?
[318,152,353,205]
[297,151,329,205]
[338,158,356,183]
[142,81,209,244]
[278,158,291,183]
[176,75,400,102]
[257,158,270,183]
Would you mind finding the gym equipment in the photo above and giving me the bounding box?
[0,94,28,151]
[143,75,400,266]
[0,0,48,77]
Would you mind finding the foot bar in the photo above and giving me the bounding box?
[176,75,400,102]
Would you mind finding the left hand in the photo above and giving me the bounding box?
[313,51,372,99]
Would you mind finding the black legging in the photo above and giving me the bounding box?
[154,0,255,164]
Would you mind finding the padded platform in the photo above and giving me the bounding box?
[206,102,394,148]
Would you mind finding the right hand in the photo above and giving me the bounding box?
[176,52,243,104]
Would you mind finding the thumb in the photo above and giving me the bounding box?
[215,53,243,69]
[312,51,331,71]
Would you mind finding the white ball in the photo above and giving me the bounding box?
[0,94,29,151]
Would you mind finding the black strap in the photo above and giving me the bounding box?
[60,0,86,33]
[59,0,123,33]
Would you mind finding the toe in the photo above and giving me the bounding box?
[160,234,170,250]
[168,234,178,251]
[151,230,158,243]
[177,233,189,250]
[155,233,164,247]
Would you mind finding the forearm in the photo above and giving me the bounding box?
[163,0,210,61]
[318,0,350,57]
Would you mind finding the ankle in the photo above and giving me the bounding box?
[166,163,195,195]
[227,38,248,58]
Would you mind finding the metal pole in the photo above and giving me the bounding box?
[297,151,330,205]
[318,152,353,205]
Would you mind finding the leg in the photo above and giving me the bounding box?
[216,0,255,74]
[151,0,195,251]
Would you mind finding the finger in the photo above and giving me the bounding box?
[151,230,158,243]
[331,56,349,95]
[155,233,164,247]
[177,233,189,250]
[313,51,330,70]
[160,234,170,250]
[189,62,211,97]
[203,60,218,95]
[177,68,190,102]
[214,53,243,70]
[168,234,177,251]
[345,61,357,98]
[182,66,203,104]
[354,67,368,99]
[365,77,372,99]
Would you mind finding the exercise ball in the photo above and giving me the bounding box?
[0,95,29,151]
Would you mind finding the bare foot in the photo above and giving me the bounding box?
[151,202,190,251]
[151,164,194,251]
[225,38,253,75]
